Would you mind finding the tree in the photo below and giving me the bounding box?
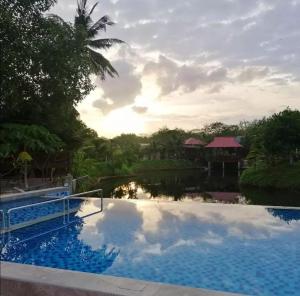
[0,0,124,150]
[263,109,300,164]
[74,0,124,79]
[0,124,64,185]
[0,1,93,145]
[201,122,240,141]
[150,128,186,159]
[112,134,143,164]
[0,124,64,158]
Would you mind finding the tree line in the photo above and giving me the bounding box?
[72,109,300,179]
[0,1,299,188]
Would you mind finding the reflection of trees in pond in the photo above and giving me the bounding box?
[112,182,138,199]
[1,214,119,273]
[141,182,184,201]
[101,171,241,201]
[241,187,300,207]
[267,208,300,224]
[98,170,300,206]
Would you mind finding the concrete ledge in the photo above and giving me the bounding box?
[0,187,68,202]
[0,262,243,296]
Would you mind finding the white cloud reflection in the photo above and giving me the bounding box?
[78,199,299,255]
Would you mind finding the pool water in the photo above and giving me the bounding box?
[1,199,300,296]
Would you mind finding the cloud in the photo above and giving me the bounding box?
[51,0,300,137]
[92,60,142,114]
[132,106,148,114]
[51,0,300,81]
[143,55,228,96]
[207,84,224,94]
[237,66,270,83]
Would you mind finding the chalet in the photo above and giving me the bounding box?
[183,138,206,162]
[205,136,244,176]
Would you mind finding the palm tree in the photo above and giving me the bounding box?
[75,0,124,79]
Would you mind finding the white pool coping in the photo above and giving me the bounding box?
[0,187,68,202]
[0,262,243,296]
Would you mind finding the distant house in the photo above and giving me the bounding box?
[183,138,206,148]
[205,136,244,175]
[205,137,243,160]
[183,138,206,162]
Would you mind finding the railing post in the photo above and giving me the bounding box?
[0,210,5,230]
[67,197,70,223]
[7,210,11,230]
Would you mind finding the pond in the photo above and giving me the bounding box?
[97,169,300,207]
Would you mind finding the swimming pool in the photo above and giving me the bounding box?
[1,199,300,295]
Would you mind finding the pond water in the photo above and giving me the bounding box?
[97,170,300,207]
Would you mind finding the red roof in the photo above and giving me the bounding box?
[184,138,206,146]
[205,137,242,148]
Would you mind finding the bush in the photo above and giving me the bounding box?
[240,162,300,190]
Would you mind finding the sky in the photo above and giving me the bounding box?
[50,0,300,138]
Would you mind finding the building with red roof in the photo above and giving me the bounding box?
[183,137,206,162]
[205,136,245,176]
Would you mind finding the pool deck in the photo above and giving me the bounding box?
[0,262,243,296]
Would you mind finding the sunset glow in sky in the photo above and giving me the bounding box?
[51,0,300,138]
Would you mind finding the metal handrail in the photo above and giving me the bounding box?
[7,207,104,247]
[6,189,103,229]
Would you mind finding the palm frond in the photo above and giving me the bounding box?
[76,0,87,17]
[88,15,115,38]
[75,0,92,29]
[89,2,98,16]
[88,38,125,50]
[89,49,118,79]
[74,0,124,80]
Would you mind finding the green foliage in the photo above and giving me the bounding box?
[0,123,64,158]
[112,134,144,164]
[72,150,114,178]
[131,159,197,173]
[243,109,300,165]
[263,109,300,158]
[0,0,123,151]
[201,122,241,141]
[149,128,186,159]
[240,162,300,190]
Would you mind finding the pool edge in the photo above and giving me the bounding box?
[0,261,244,296]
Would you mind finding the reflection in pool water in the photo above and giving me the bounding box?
[1,199,300,296]
[97,170,300,206]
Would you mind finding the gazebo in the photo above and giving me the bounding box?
[205,137,244,176]
[183,138,206,162]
